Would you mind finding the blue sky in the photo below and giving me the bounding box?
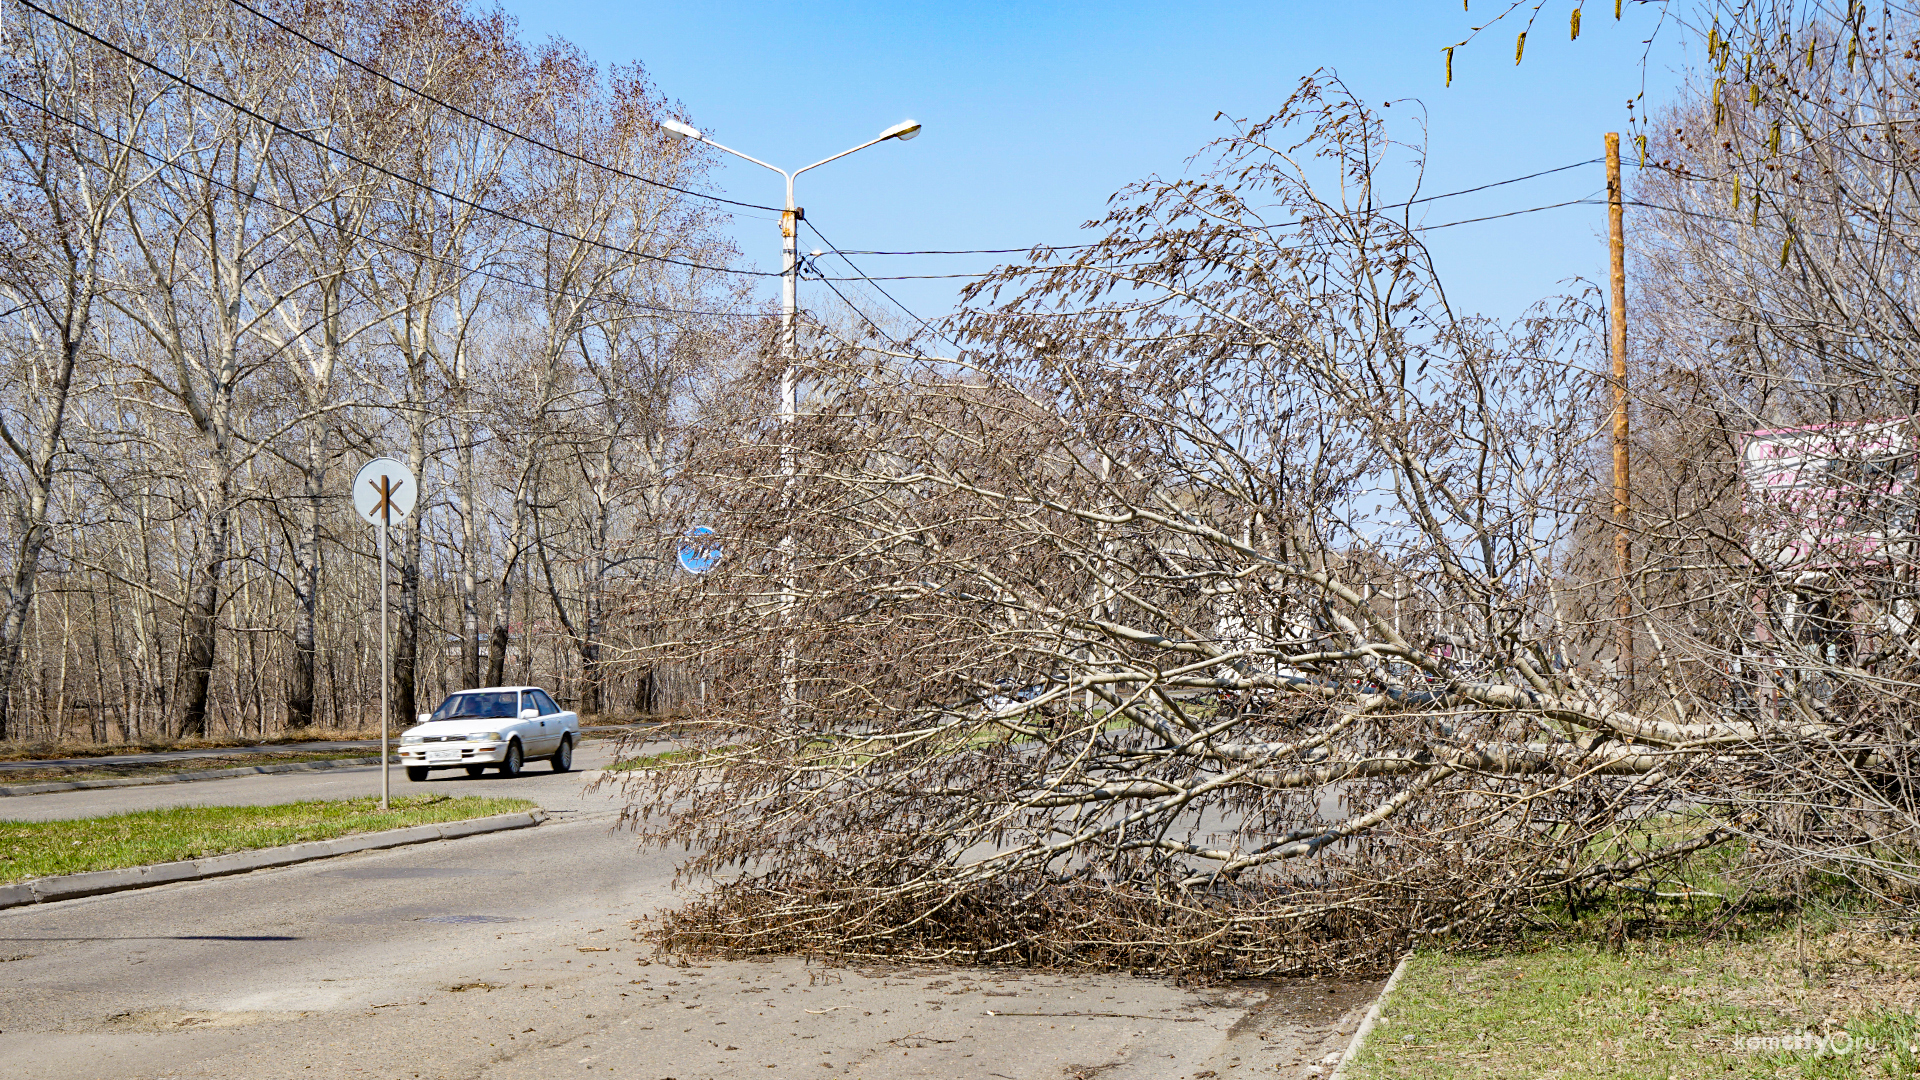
[499,1,1689,335]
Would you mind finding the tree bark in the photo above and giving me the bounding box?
[178,483,230,738]
[287,433,323,730]
[393,436,426,724]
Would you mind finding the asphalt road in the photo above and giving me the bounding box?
[0,743,1378,1080]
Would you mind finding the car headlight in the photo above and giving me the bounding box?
[469,732,501,743]
[401,735,425,745]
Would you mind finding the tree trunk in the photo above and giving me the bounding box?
[485,538,518,688]
[485,572,512,689]
[288,446,322,729]
[456,426,483,689]
[178,499,228,738]
[0,556,38,742]
[393,438,426,724]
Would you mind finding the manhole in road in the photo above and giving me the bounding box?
[417,915,521,925]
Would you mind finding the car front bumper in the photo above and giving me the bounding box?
[397,744,509,767]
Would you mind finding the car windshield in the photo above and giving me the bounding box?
[430,691,518,721]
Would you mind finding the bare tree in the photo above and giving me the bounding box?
[0,7,153,738]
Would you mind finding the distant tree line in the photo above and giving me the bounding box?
[0,0,751,742]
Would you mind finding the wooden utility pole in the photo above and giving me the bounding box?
[1606,133,1633,693]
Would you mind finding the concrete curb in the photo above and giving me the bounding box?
[1328,951,1414,1080]
[0,809,546,910]
[0,755,392,798]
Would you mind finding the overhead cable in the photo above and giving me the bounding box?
[804,218,958,352]
[9,0,781,279]
[805,197,1605,282]
[831,158,1606,256]
[214,0,783,215]
[0,85,765,321]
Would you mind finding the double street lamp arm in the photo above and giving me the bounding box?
[659,116,921,418]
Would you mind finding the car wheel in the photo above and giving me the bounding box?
[464,765,487,777]
[406,766,429,782]
[498,740,523,777]
[550,735,573,773]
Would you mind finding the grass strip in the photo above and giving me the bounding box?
[1348,928,1920,1079]
[0,794,535,884]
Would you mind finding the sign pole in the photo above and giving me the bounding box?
[379,482,391,811]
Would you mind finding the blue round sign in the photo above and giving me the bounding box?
[677,526,721,574]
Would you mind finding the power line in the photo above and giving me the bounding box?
[214,0,784,216]
[0,84,766,321]
[804,218,957,352]
[804,197,1604,282]
[807,265,911,349]
[10,0,781,280]
[829,158,1607,256]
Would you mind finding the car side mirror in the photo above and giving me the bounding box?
[520,708,539,720]
[416,713,431,726]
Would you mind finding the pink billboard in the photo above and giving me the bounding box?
[1740,417,1917,568]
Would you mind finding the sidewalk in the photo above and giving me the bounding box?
[0,724,648,774]
[0,741,379,773]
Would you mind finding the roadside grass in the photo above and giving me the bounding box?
[0,750,380,785]
[1347,818,1920,1079]
[1348,923,1920,1080]
[0,794,535,884]
[609,745,736,771]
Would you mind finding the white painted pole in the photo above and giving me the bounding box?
[379,490,391,811]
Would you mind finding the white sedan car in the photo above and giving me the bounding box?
[398,686,580,780]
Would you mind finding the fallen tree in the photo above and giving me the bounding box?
[618,74,1919,977]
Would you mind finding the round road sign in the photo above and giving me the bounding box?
[352,457,418,525]
[677,526,721,574]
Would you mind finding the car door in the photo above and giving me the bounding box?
[527,689,563,753]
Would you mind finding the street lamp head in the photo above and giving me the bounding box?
[661,118,702,142]
[879,119,922,142]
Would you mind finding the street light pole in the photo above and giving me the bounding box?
[661,117,921,720]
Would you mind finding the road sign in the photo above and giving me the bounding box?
[352,458,417,525]
[351,456,418,811]
[678,526,721,574]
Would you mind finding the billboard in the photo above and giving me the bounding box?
[1740,417,1918,568]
